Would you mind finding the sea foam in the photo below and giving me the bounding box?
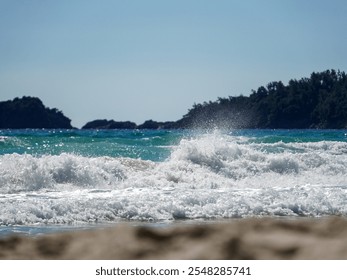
[1,132,347,225]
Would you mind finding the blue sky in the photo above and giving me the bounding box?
[1,0,347,128]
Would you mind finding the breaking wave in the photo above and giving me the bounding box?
[1,132,347,225]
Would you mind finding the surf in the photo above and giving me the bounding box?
[0,129,347,226]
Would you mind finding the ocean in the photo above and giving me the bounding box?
[1,129,347,236]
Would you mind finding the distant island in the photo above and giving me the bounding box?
[0,96,73,129]
[81,119,177,130]
[1,69,347,129]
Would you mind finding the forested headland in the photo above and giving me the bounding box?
[176,69,347,129]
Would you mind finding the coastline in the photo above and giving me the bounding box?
[1,217,347,260]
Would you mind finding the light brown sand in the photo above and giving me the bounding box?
[1,217,347,260]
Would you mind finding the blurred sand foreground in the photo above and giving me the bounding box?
[1,217,347,260]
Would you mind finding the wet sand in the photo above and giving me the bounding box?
[1,217,347,259]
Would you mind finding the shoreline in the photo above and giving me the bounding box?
[1,217,347,260]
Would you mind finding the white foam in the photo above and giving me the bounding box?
[0,153,126,193]
[1,133,347,225]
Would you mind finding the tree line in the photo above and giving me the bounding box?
[176,69,347,129]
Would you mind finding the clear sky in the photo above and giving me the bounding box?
[1,0,347,128]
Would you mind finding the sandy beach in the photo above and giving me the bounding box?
[1,217,347,260]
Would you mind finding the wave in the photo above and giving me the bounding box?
[1,133,347,225]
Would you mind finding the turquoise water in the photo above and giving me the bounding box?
[2,129,346,158]
[1,129,347,234]
[0,129,184,160]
